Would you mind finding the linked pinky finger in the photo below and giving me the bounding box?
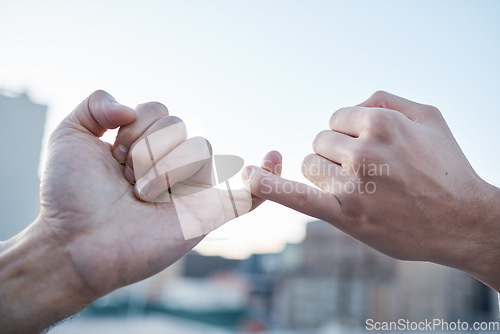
[244,167,345,228]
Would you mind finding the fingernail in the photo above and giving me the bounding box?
[242,167,253,192]
[136,179,151,199]
[113,144,128,163]
[124,165,135,184]
[242,167,253,180]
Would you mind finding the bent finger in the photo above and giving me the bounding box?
[112,101,170,163]
[125,116,187,183]
[134,137,213,202]
[313,130,355,165]
[302,154,351,194]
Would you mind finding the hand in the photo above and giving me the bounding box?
[244,91,500,291]
[0,90,281,333]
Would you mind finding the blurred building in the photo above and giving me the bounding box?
[183,251,241,278]
[266,221,498,330]
[248,221,395,330]
[84,222,498,333]
[0,90,46,239]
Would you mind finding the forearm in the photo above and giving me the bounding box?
[0,218,91,333]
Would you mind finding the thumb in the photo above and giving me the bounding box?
[243,165,345,227]
[59,90,136,137]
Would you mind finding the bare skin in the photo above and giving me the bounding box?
[244,91,500,292]
[0,90,281,333]
[1,89,497,332]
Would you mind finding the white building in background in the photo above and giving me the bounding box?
[0,91,46,239]
[272,221,498,330]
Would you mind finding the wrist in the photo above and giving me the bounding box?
[0,217,94,333]
[453,180,500,291]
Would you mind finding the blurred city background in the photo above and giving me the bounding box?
[1,90,498,333]
[1,1,500,333]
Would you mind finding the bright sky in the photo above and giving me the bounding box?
[1,0,499,259]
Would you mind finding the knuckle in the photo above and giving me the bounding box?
[421,104,441,118]
[365,108,388,123]
[366,90,390,108]
[191,135,210,145]
[371,90,389,100]
[136,101,169,117]
[87,90,110,109]
[167,115,183,125]
[347,146,369,171]
[90,89,109,100]
[157,115,186,134]
[365,90,389,107]
[312,130,330,151]
[150,101,169,113]
[191,136,212,154]
[250,173,264,196]
[363,109,394,138]
[292,185,309,209]
[301,154,317,179]
[348,148,363,166]
[329,107,347,128]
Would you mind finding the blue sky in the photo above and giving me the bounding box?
[1,0,499,258]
